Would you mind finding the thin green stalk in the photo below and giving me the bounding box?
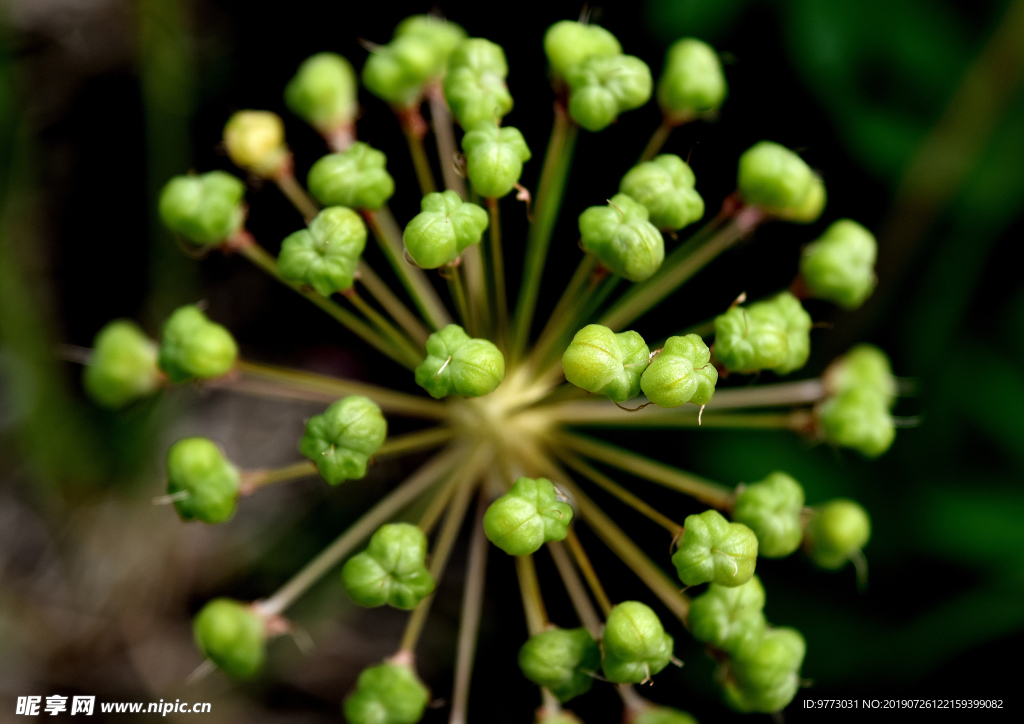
[235,238,419,368]
[257,446,466,617]
[515,554,548,636]
[427,84,466,198]
[232,359,446,418]
[551,401,811,431]
[344,289,424,364]
[512,104,579,359]
[357,261,430,346]
[364,207,452,331]
[274,165,320,223]
[486,197,508,350]
[556,432,735,510]
[639,118,677,163]
[417,467,461,536]
[565,529,613,617]
[462,245,488,336]
[446,264,471,327]
[377,427,455,458]
[546,541,603,637]
[240,460,317,494]
[399,109,438,195]
[525,253,596,371]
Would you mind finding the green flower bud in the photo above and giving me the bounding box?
[732,472,805,558]
[193,598,265,679]
[672,509,758,587]
[461,121,531,199]
[361,34,440,107]
[722,627,805,714]
[688,576,767,655]
[443,38,514,128]
[737,141,815,215]
[768,292,812,375]
[414,324,505,399]
[562,324,650,402]
[83,320,161,409]
[158,171,246,246]
[403,190,489,269]
[299,396,388,485]
[712,303,788,375]
[819,387,895,458]
[566,55,652,132]
[517,627,601,702]
[223,110,288,177]
[543,20,621,79]
[825,344,896,404]
[166,437,240,524]
[578,194,664,282]
[618,154,704,231]
[777,172,826,224]
[634,706,699,724]
[342,523,435,610]
[601,601,674,684]
[158,305,238,383]
[800,219,878,309]
[805,499,871,569]
[395,14,466,60]
[278,206,367,296]
[483,476,573,555]
[308,142,395,211]
[284,52,358,133]
[343,662,429,724]
[640,334,718,408]
[657,38,727,118]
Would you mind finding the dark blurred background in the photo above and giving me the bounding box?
[1,0,1023,721]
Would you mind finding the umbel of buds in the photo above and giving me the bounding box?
[166,437,240,524]
[517,627,601,702]
[158,305,238,383]
[83,320,161,409]
[484,477,573,555]
[278,206,367,296]
[601,601,674,684]
[308,142,396,211]
[284,52,358,135]
[800,219,878,310]
[640,333,718,408]
[688,575,767,655]
[619,154,704,231]
[579,194,664,282]
[403,190,489,269]
[461,121,531,198]
[414,324,505,398]
[342,523,435,609]
[192,598,265,679]
[657,38,727,120]
[672,509,758,587]
[299,396,387,485]
[562,324,650,402]
[159,171,246,246]
[343,661,430,724]
[732,472,806,558]
[444,38,514,128]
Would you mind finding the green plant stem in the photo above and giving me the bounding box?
[235,237,420,368]
[564,529,613,617]
[546,541,603,637]
[427,84,466,198]
[554,404,809,431]
[525,253,596,371]
[486,197,508,350]
[231,359,446,418]
[364,207,452,331]
[240,460,317,493]
[462,245,488,337]
[344,289,424,363]
[378,427,455,458]
[357,261,430,346]
[512,103,579,359]
[417,467,461,535]
[274,165,320,223]
[446,264,471,328]
[515,554,548,636]
[639,117,677,163]
[257,446,466,617]
[448,492,489,724]
[556,432,734,510]
[398,109,438,196]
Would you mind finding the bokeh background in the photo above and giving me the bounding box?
[2,0,1023,721]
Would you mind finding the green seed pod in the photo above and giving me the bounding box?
[342,523,435,610]
[825,344,896,404]
[278,206,367,296]
[403,190,489,269]
[517,627,601,702]
[483,477,573,556]
[361,34,440,107]
[777,172,826,224]
[672,509,758,587]
[712,303,788,375]
[737,141,815,215]
[640,333,718,408]
[166,437,240,524]
[562,324,650,403]
[158,171,246,246]
[299,396,388,485]
[634,706,699,724]
[308,142,395,211]
[601,601,675,684]
[223,110,289,177]
[578,194,664,282]
[688,576,767,655]
[414,324,505,399]
[618,154,704,231]
[800,219,878,310]
[767,292,812,375]
[443,38,514,129]
[566,55,653,132]
[461,121,531,199]
[805,499,871,569]
[343,662,430,724]
[819,387,895,458]
[722,627,805,714]
[158,305,238,383]
[284,52,358,134]
[657,38,727,118]
[395,14,467,61]
[543,20,622,79]
[732,472,805,558]
[192,598,265,679]
[83,320,161,409]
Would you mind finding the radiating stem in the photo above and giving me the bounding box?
[398,106,438,195]
[344,289,424,363]
[515,554,548,636]
[553,405,809,431]
[378,427,455,458]
[364,207,452,331]
[240,460,317,494]
[461,245,488,336]
[639,118,678,163]
[547,541,603,637]
[446,264,471,327]
[417,468,461,535]
[427,84,466,198]
[357,261,430,346]
[512,103,579,359]
[486,197,509,350]
[274,165,320,223]
[525,253,596,370]
[564,529,613,617]
[448,492,490,724]
[230,359,446,418]
[557,432,734,510]
[257,446,465,617]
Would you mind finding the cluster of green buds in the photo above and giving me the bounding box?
[363,15,465,108]
[713,292,812,376]
[444,38,513,129]
[817,344,897,457]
